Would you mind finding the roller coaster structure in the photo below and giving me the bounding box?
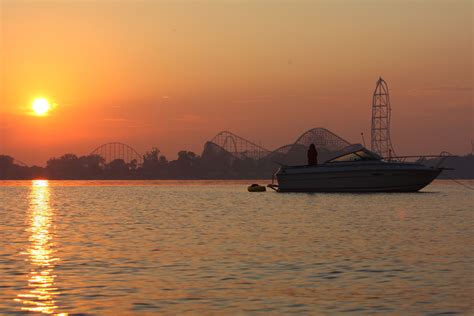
[211,131,270,160]
[209,128,351,160]
[371,77,396,159]
[10,127,367,167]
[292,127,350,152]
[90,142,143,165]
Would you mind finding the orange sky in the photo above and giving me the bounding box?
[1,0,472,166]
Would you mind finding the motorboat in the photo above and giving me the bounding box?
[269,148,443,193]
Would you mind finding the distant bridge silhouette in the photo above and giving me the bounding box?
[90,142,143,165]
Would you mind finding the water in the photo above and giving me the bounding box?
[0,180,472,315]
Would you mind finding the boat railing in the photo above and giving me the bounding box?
[387,153,456,167]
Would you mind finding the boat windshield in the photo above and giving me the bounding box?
[328,149,381,163]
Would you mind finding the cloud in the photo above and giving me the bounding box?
[232,94,331,104]
[171,114,206,123]
[405,85,473,96]
[126,124,153,128]
[103,118,152,128]
[232,95,275,104]
[103,118,131,122]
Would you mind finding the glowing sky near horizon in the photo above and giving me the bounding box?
[0,0,472,165]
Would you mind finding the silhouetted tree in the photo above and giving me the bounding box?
[46,154,106,179]
[141,147,168,178]
[79,155,105,178]
[128,159,138,171]
[105,159,129,179]
[47,154,81,179]
[169,151,200,178]
[0,155,16,179]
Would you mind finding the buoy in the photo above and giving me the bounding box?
[248,183,266,192]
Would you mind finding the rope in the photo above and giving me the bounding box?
[435,152,474,190]
[444,173,474,190]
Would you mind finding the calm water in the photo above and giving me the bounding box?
[0,180,472,315]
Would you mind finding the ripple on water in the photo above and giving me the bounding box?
[0,180,472,314]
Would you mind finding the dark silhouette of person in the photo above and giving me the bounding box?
[308,143,318,166]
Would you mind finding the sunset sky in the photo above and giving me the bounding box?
[0,0,472,166]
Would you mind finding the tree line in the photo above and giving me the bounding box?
[0,146,277,180]
[1,145,472,180]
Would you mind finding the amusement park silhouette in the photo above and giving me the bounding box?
[1,77,472,180]
[0,127,354,180]
[1,126,472,180]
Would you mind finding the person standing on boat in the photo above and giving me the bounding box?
[308,144,318,166]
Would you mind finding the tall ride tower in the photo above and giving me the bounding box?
[371,77,396,159]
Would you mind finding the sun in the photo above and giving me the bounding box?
[32,98,51,116]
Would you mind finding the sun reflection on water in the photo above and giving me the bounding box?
[14,180,66,315]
